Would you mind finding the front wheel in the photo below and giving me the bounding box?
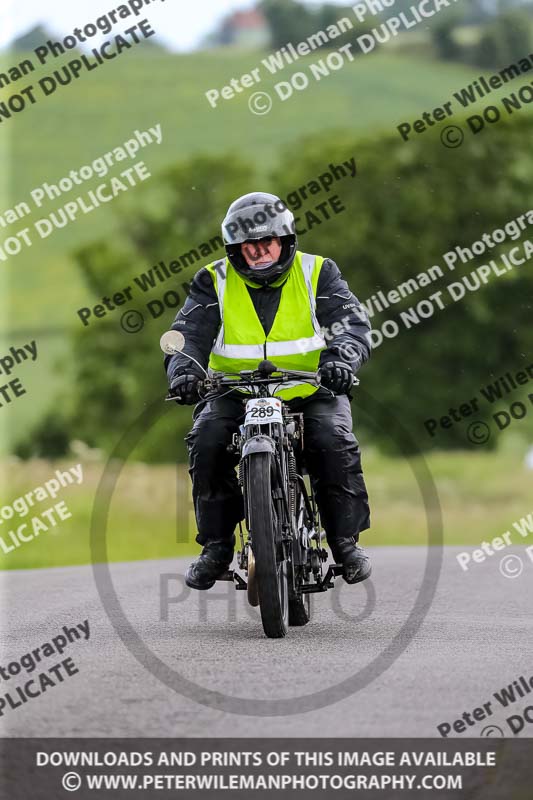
[247,452,289,638]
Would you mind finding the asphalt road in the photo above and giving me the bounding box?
[1,546,532,738]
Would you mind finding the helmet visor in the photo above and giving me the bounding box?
[222,200,295,244]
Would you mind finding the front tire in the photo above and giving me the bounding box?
[247,452,288,639]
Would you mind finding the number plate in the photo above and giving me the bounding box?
[244,397,283,426]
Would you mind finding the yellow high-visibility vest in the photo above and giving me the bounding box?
[206,251,326,400]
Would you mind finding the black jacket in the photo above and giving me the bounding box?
[165,255,371,384]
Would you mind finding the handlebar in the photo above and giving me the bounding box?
[161,332,359,403]
[211,367,320,384]
[165,363,359,402]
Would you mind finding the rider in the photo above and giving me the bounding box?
[165,192,372,590]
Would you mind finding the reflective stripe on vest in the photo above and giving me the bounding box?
[206,252,326,400]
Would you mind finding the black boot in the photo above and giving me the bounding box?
[329,537,371,585]
[185,536,235,590]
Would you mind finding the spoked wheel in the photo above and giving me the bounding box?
[288,489,312,626]
[247,452,289,638]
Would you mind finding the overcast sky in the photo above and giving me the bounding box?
[0,0,325,52]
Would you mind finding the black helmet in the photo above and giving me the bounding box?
[222,191,297,286]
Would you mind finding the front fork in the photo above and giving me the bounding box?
[231,426,326,593]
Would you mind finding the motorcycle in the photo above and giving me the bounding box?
[160,330,357,639]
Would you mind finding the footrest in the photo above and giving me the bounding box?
[301,563,344,593]
[217,570,247,590]
[217,570,234,581]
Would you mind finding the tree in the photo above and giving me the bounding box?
[260,0,316,49]
[63,117,533,459]
[270,115,533,451]
[11,25,55,52]
[431,15,463,61]
[474,10,533,67]
[69,156,251,462]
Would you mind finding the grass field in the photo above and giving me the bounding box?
[0,449,531,571]
[2,47,480,332]
[0,47,481,450]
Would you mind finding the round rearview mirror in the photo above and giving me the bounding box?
[160,330,185,355]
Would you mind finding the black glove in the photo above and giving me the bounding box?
[169,373,203,405]
[319,361,354,395]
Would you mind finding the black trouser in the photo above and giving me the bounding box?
[186,392,370,547]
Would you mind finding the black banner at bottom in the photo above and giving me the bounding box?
[0,738,529,799]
